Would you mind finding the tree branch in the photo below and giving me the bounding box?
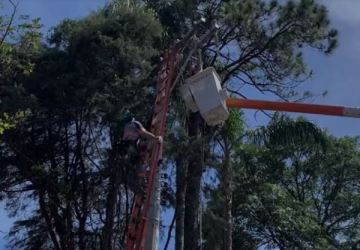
[163,209,177,250]
[221,22,295,83]
[0,0,18,47]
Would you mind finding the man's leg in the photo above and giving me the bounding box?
[123,143,146,194]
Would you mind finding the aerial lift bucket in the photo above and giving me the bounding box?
[179,67,229,125]
[180,68,360,124]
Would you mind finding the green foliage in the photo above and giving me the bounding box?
[47,4,162,115]
[222,109,244,145]
[204,117,360,249]
[0,3,163,249]
[145,0,201,42]
[0,112,26,135]
[250,114,326,148]
[7,214,52,250]
[152,1,339,248]
[0,6,42,75]
[0,4,42,133]
[0,1,347,250]
[215,0,338,99]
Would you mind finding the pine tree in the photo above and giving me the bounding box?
[0,3,162,249]
[204,116,360,249]
[153,1,338,249]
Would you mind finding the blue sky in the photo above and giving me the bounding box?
[243,0,360,136]
[1,0,360,249]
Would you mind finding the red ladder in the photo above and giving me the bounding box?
[125,49,178,250]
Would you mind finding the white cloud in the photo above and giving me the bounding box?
[321,0,360,24]
[319,0,360,56]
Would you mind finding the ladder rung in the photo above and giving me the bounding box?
[154,104,164,113]
[156,92,166,100]
[160,71,168,78]
[159,74,168,82]
[151,117,160,126]
[151,115,162,126]
[160,66,168,73]
[158,85,167,93]
[160,66,169,73]
[155,98,164,105]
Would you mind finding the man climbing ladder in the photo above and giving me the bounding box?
[123,117,162,142]
[120,114,162,193]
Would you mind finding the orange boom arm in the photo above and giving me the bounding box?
[226,98,360,118]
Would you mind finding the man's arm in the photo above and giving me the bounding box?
[133,121,162,143]
[139,128,163,143]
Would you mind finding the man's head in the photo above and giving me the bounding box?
[122,110,134,124]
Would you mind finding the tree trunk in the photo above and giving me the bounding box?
[184,113,203,250]
[221,141,233,250]
[38,188,62,250]
[175,156,187,250]
[101,153,121,250]
[62,123,75,250]
[76,119,89,250]
[102,174,118,250]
